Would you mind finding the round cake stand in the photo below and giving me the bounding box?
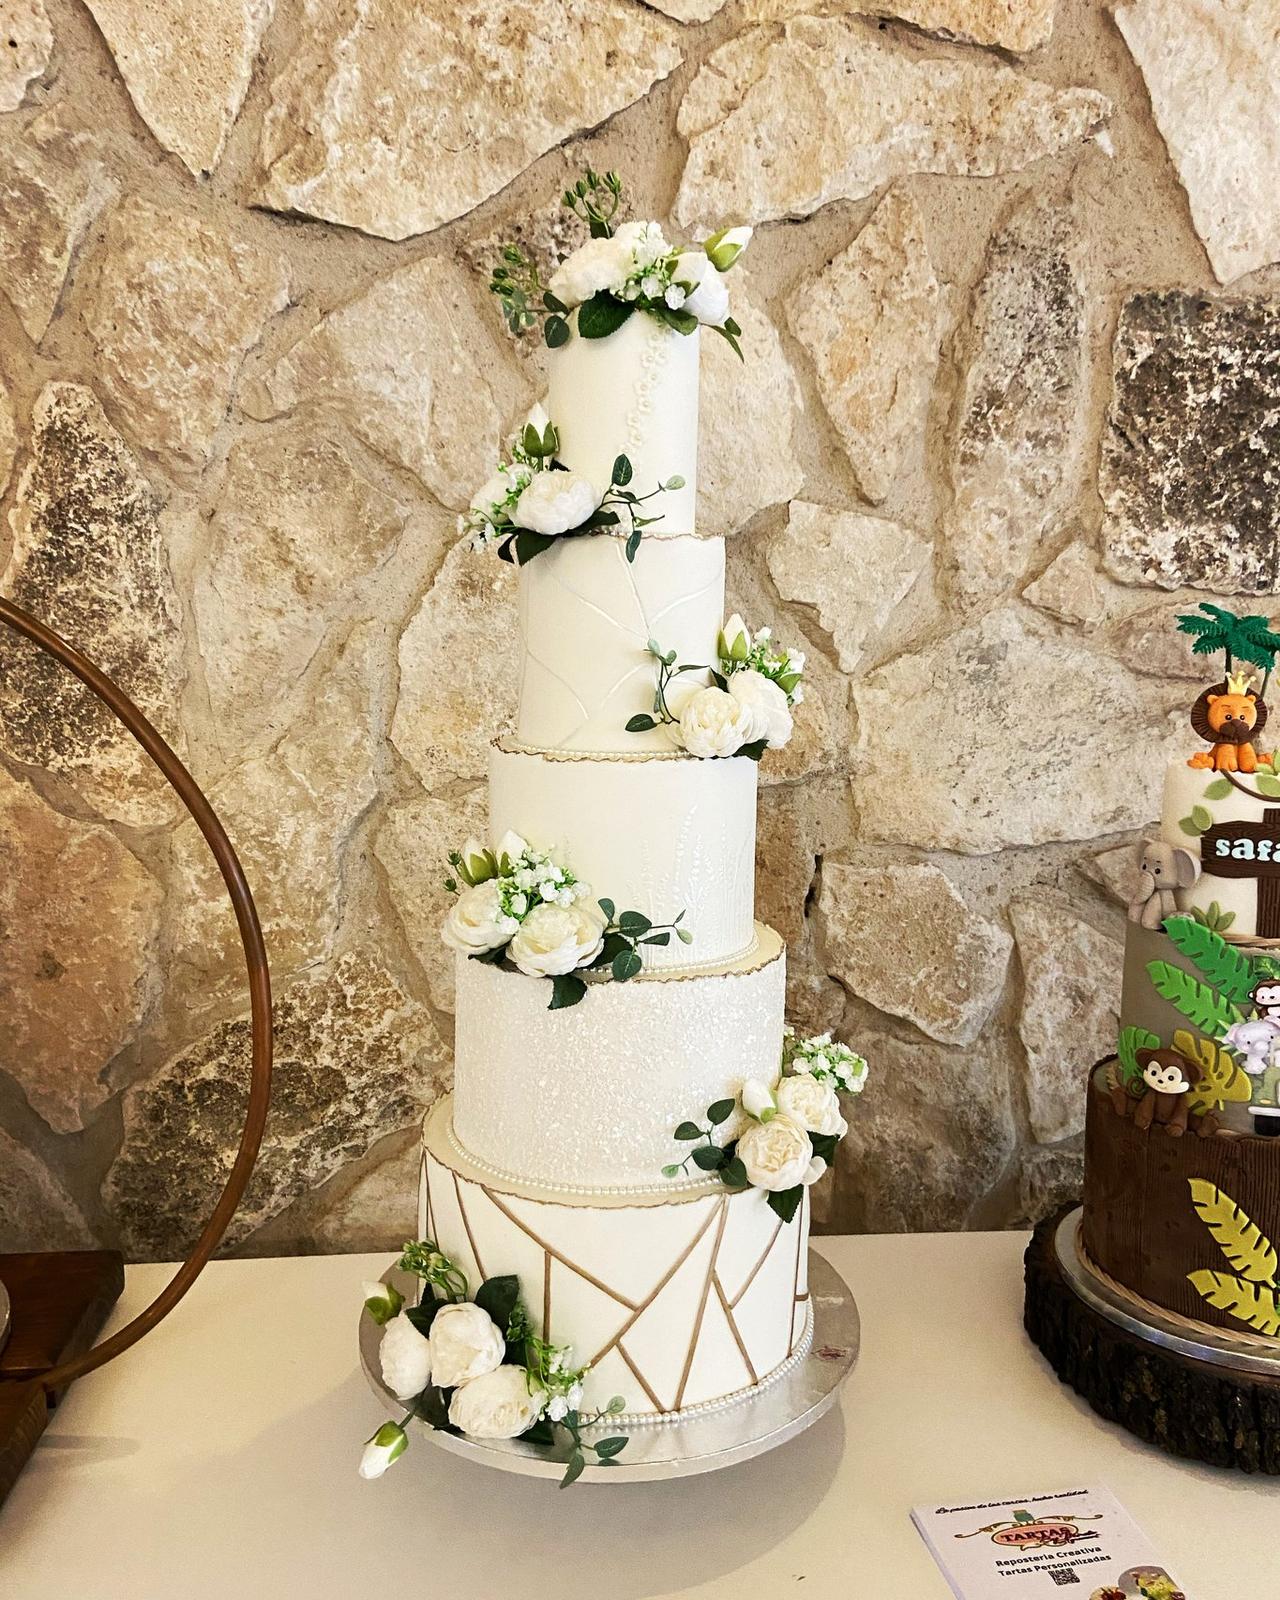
[1025,1204,1280,1474]
[359,1250,859,1483]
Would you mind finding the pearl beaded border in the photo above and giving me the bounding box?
[446,1120,715,1199]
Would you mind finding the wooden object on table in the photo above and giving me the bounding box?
[0,1252,125,1506]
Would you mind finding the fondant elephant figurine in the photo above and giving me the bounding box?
[1128,839,1200,928]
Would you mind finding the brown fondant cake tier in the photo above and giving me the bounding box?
[1082,1062,1280,1339]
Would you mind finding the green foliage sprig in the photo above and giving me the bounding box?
[497,454,684,568]
[398,1239,468,1303]
[663,1098,749,1190]
[625,640,769,761]
[562,168,624,237]
[547,901,693,1011]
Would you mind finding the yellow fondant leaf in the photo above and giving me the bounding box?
[1188,1179,1279,1282]
[1174,1029,1252,1113]
[1187,1270,1280,1335]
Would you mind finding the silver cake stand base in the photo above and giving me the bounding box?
[359,1250,859,1482]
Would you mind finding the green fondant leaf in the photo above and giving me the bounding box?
[1256,772,1280,797]
[1117,1025,1159,1084]
[1146,959,1236,1037]
[1191,804,1213,831]
[1179,813,1205,837]
[1161,914,1257,1007]
[1203,778,1233,800]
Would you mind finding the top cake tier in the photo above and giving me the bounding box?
[1162,760,1280,940]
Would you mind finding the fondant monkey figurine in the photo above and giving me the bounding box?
[1131,1047,1216,1137]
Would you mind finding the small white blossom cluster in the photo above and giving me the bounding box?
[719,614,806,707]
[442,830,607,979]
[460,405,601,553]
[547,220,752,330]
[782,1026,869,1098]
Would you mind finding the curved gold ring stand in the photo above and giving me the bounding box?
[0,596,273,1393]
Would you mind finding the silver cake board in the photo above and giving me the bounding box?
[359,1250,859,1483]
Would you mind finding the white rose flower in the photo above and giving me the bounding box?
[448,1364,547,1440]
[429,1301,506,1388]
[512,470,599,537]
[359,1421,407,1480]
[741,1078,778,1122]
[509,901,606,977]
[728,669,793,749]
[442,880,518,956]
[675,686,757,759]
[378,1313,433,1403]
[547,234,630,307]
[777,1074,847,1138]
[736,1115,814,1192]
[704,225,753,272]
[673,250,730,326]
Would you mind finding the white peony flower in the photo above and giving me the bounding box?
[741,1078,778,1122]
[509,901,606,978]
[448,1364,547,1440]
[777,1074,847,1138]
[547,234,631,307]
[736,1115,814,1192]
[675,686,758,759]
[729,669,793,749]
[512,470,599,537]
[378,1313,433,1403]
[470,463,529,519]
[442,880,519,957]
[802,1156,828,1187]
[704,225,753,272]
[359,1421,407,1480]
[673,250,730,326]
[429,1301,507,1388]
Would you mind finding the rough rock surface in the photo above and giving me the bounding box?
[169,626,380,1007]
[1011,893,1121,1143]
[240,1128,420,1255]
[1082,842,1139,907]
[0,0,53,111]
[787,187,944,502]
[86,196,291,469]
[698,274,803,533]
[0,1129,90,1252]
[246,256,522,509]
[375,789,488,1014]
[647,0,726,18]
[255,0,681,240]
[391,539,518,792]
[852,607,1184,852]
[768,501,930,674]
[0,768,161,1133]
[1024,544,1129,629]
[0,105,115,342]
[0,373,14,496]
[192,426,411,762]
[675,18,1109,226]
[944,191,1086,606]
[1115,0,1280,284]
[0,384,184,826]
[746,0,1055,52]
[103,951,448,1256]
[755,786,821,946]
[83,0,275,176]
[1016,1143,1083,1225]
[818,860,1011,1045]
[1100,292,1280,594]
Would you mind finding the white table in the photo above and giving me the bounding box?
[0,1233,1269,1595]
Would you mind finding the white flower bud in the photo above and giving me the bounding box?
[741,1078,778,1122]
[359,1421,407,1480]
[362,1280,404,1326]
[704,225,753,272]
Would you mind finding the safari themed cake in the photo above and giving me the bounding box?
[1082,605,1280,1343]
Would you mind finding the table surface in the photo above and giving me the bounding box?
[0,1232,1268,1596]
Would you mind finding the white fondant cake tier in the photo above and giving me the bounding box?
[516,531,724,753]
[1162,759,1280,939]
[548,311,699,534]
[451,925,785,1192]
[489,741,757,971]
[420,1098,811,1420]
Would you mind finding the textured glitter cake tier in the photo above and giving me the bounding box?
[490,740,757,972]
[420,1097,811,1419]
[451,925,785,1192]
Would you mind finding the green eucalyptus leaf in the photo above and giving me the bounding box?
[618,911,652,935]
[560,1450,586,1489]
[676,926,694,944]
[598,898,616,921]
[594,1436,628,1459]
[612,455,633,486]
[707,1098,737,1125]
[674,1121,703,1141]
[641,931,670,946]
[612,948,643,982]
[661,1163,682,1179]
[543,290,568,315]
[577,294,634,340]
[693,1144,727,1171]
[625,529,642,563]
[548,973,587,1010]
[626,714,658,732]
[720,1156,749,1190]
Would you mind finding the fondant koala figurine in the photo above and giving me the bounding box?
[1132,1047,1210,1136]
[1128,839,1199,929]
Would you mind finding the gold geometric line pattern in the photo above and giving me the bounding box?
[713,1272,758,1387]
[617,1341,663,1412]
[586,1199,725,1366]
[729,1217,784,1310]
[675,1198,729,1409]
[543,1252,552,1341]
[787,1205,805,1357]
[480,1186,641,1311]
[454,1170,487,1285]
[422,1155,435,1241]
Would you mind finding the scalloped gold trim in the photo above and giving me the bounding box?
[495,735,693,765]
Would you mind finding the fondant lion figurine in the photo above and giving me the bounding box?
[1188,671,1270,772]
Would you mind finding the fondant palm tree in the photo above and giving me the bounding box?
[1177,604,1280,697]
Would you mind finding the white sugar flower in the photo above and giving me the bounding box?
[496,830,529,867]
[442,880,519,956]
[719,613,751,662]
[379,1313,433,1403]
[665,283,687,309]
[736,1115,814,1193]
[359,1421,407,1480]
[675,686,757,759]
[615,219,670,270]
[525,401,552,437]
[704,225,753,272]
[547,234,631,307]
[802,1156,828,1187]
[509,901,606,978]
[777,1074,847,1139]
[429,1301,506,1388]
[449,1365,547,1440]
[672,250,730,326]
[728,669,793,749]
[741,1078,778,1122]
[512,470,599,537]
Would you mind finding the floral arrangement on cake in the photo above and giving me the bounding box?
[490,167,750,356]
[442,832,691,1009]
[460,404,681,566]
[360,1242,628,1488]
[625,615,805,760]
[664,1028,868,1223]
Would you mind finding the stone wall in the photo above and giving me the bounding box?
[0,0,1273,1258]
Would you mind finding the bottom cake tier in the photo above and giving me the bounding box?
[419,1097,812,1420]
